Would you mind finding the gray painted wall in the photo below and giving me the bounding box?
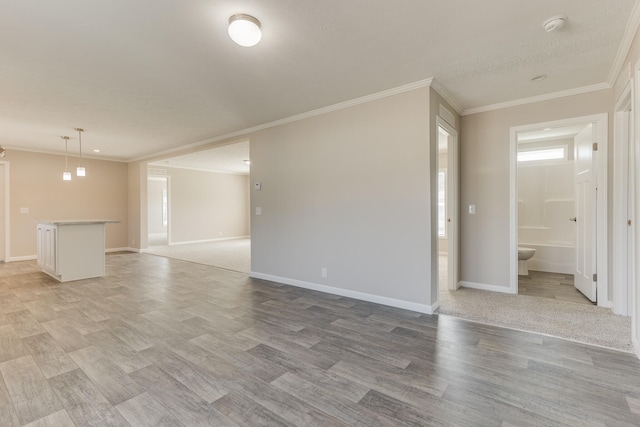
[460,89,613,290]
[250,87,439,307]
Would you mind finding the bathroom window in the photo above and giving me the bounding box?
[517,146,567,163]
[438,170,446,237]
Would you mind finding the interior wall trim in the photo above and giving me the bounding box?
[7,255,37,262]
[459,280,517,294]
[134,78,437,163]
[608,0,640,86]
[105,247,137,253]
[462,83,611,116]
[250,271,436,315]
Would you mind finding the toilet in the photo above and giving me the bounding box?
[518,247,536,276]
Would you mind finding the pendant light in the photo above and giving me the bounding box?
[75,128,85,176]
[61,136,71,181]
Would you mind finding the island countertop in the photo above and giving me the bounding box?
[36,220,120,226]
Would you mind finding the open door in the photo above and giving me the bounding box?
[437,118,459,292]
[574,124,597,302]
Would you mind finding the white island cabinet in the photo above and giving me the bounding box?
[36,220,119,282]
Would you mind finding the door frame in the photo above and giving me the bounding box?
[613,80,634,315]
[436,116,460,292]
[509,114,608,306]
[0,162,9,261]
[147,175,171,246]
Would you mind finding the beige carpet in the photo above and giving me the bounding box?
[437,287,633,352]
[145,238,250,274]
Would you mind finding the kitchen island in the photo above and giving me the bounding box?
[36,220,119,282]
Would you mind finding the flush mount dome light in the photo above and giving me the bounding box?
[228,14,262,47]
[543,15,567,32]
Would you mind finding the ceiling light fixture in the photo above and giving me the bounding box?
[75,128,85,177]
[531,74,547,82]
[543,15,567,32]
[61,136,72,181]
[228,14,262,47]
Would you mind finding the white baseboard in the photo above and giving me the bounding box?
[7,255,37,262]
[250,271,436,314]
[106,247,137,253]
[459,280,517,294]
[170,236,250,246]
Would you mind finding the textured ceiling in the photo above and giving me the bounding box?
[0,0,636,162]
[148,140,250,174]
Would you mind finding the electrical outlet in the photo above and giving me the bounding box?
[321,267,327,278]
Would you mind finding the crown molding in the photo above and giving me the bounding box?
[429,78,463,114]
[1,146,126,163]
[608,0,640,86]
[132,78,435,162]
[461,82,611,116]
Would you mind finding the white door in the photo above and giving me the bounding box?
[574,124,597,302]
[626,113,635,315]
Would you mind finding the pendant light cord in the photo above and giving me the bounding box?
[75,128,83,167]
[62,136,69,170]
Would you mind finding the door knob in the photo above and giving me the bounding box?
[569,217,577,222]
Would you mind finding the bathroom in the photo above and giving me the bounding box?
[517,125,590,303]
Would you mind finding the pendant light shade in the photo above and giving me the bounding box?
[75,128,85,176]
[228,14,262,47]
[61,136,71,181]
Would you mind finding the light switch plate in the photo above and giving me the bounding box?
[254,182,261,190]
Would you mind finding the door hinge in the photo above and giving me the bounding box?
[593,142,598,151]
[593,273,597,282]
[629,219,632,226]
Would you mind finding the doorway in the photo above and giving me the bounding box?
[613,81,634,316]
[510,114,608,307]
[147,176,169,246]
[143,140,252,274]
[436,117,459,299]
[516,123,593,304]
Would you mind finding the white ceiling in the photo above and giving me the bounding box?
[148,140,249,174]
[0,0,636,163]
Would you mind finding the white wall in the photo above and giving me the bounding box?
[161,167,249,243]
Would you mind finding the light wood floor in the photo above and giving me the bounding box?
[519,270,594,305]
[1,253,639,426]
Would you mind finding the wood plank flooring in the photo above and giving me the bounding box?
[0,253,639,426]
[519,270,593,305]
